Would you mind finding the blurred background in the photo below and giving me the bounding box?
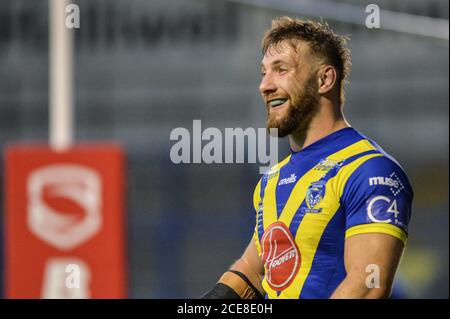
[0,0,448,298]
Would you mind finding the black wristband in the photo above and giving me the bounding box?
[201,283,241,299]
[227,270,264,299]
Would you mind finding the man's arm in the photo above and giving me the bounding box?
[331,233,405,299]
[202,238,265,299]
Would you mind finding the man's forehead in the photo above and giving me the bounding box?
[261,40,310,67]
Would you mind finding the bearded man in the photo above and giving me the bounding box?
[202,17,413,299]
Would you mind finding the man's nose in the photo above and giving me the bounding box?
[259,74,277,96]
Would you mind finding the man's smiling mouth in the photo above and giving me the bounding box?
[268,98,288,109]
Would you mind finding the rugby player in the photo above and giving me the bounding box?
[202,17,413,299]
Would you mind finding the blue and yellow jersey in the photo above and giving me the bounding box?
[252,127,413,299]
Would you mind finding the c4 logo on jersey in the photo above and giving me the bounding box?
[366,195,400,225]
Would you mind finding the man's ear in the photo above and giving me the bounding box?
[318,66,337,95]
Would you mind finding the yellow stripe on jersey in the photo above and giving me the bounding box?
[252,179,262,255]
[262,156,291,232]
[268,178,342,299]
[252,229,261,256]
[253,180,261,213]
[346,223,407,244]
[252,155,291,257]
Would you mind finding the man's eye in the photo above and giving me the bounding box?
[279,68,287,74]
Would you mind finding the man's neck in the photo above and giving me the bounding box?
[288,106,349,152]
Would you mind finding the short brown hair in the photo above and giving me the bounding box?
[262,17,351,105]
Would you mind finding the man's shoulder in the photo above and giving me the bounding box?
[344,151,413,199]
[336,129,413,196]
[348,129,407,172]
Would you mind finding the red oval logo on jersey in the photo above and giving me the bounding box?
[261,221,301,291]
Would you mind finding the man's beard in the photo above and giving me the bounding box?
[266,77,319,138]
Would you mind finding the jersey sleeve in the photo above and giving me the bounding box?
[340,155,413,244]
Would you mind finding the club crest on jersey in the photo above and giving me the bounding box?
[305,181,326,213]
[261,222,301,291]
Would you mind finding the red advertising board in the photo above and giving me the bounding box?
[4,144,127,298]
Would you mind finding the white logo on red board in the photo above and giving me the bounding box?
[261,221,301,291]
[27,164,102,251]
